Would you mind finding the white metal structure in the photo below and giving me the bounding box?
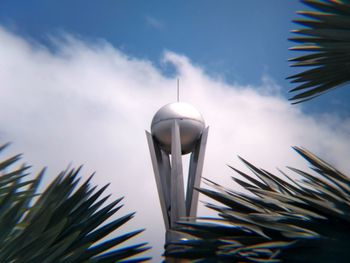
[146,102,208,243]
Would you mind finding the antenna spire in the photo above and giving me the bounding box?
[177,78,180,102]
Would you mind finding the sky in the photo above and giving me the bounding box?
[0,1,350,261]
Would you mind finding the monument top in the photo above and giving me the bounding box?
[151,102,205,154]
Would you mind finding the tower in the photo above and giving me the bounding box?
[146,102,209,244]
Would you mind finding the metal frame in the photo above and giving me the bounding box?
[146,120,208,242]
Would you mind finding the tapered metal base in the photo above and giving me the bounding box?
[146,120,208,245]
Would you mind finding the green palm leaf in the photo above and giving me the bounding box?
[166,147,350,262]
[0,144,151,262]
[288,0,350,103]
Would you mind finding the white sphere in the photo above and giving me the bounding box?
[151,102,205,154]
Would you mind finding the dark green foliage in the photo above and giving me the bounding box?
[288,0,350,103]
[166,147,350,262]
[0,144,150,262]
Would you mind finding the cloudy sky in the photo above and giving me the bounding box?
[1,1,350,261]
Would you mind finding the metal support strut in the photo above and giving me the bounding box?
[146,121,208,244]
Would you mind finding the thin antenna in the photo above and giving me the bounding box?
[177,78,180,102]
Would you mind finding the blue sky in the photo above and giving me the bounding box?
[1,1,350,261]
[1,0,349,115]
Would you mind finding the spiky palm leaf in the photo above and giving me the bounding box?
[0,144,151,263]
[166,147,350,262]
[288,0,350,103]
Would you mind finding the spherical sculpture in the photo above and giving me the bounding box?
[151,102,205,155]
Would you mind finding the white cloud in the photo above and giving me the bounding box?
[145,15,165,30]
[0,26,350,261]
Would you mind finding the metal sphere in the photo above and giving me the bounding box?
[151,102,205,154]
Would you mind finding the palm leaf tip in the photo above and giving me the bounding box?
[287,0,350,103]
[0,144,150,263]
[167,147,350,262]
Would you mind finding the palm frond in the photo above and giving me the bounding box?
[288,0,350,104]
[166,147,350,262]
[0,144,151,262]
